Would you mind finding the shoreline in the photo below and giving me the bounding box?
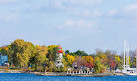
[0,70,124,77]
[0,69,124,77]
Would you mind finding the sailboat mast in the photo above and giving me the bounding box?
[125,41,129,66]
[136,50,137,69]
[126,43,128,65]
[124,40,126,68]
[127,46,129,66]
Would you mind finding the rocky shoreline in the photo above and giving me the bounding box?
[34,72,124,77]
[0,69,124,77]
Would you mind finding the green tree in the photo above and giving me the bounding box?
[65,50,70,54]
[33,45,48,71]
[47,45,58,61]
[115,55,122,69]
[11,39,35,67]
[94,60,101,73]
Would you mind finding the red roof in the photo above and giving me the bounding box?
[58,50,63,53]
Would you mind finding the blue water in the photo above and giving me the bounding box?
[0,73,137,81]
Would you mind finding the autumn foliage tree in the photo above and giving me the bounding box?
[108,59,116,71]
[82,56,94,68]
[11,39,35,67]
[65,54,75,66]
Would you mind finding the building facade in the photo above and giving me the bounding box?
[0,52,8,66]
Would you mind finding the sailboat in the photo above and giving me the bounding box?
[122,40,137,76]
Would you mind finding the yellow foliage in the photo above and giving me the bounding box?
[100,55,108,65]
[115,55,121,62]
[82,56,94,63]
[66,54,75,64]
[100,55,107,59]
[94,57,100,62]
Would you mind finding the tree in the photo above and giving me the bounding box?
[65,54,75,66]
[95,49,104,55]
[108,59,116,71]
[11,39,35,67]
[47,45,58,61]
[82,56,94,68]
[75,50,88,56]
[65,50,70,54]
[94,60,101,73]
[115,55,122,69]
[100,55,108,67]
[75,56,86,69]
[33,45,48,71]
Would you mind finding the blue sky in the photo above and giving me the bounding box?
[0,0,137,54]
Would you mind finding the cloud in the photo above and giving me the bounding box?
[0,0,35,4]
[124,4,137,16]
[54,0,102,8]
[0,0,15,4]
[69,0,102,6]
[105,4,137,31]
[0,0,103,19]
[53,0,103,17]
[58,19,100,34]
[108,4,137,18]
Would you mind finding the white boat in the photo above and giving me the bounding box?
[123,73,137,76]
[122,40,137,76]
[122,65,137,76]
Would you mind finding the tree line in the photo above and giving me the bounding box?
[0,39,136,73]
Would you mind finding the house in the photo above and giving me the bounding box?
[0,52,8,66]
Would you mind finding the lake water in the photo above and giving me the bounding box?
[0,73,137,81]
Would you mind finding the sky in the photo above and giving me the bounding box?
[0,0,137,54]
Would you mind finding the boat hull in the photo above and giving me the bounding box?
[123,73,137,76]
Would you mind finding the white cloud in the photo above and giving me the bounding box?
[105,4,137,31]
[58,19,100,34]
[124,4,137,16]
[68,0,102,6]
[53,0,103,18]
[108,4,137,17]
[0,0,35,5]
[54,0,102,7]
[2,0,103,18]
[0,0,16,4]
